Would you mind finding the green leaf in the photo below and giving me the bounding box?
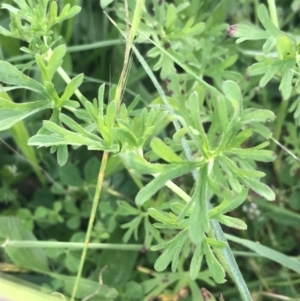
[212,95,229,132]
[222,80,242,116]
[125,281,143,299]
[47,44,67,80]
[207,175,235,200]
[116,121,139,147]
[105,100,117,130]
[209,188,248,217]
[0,98,53,131]
[29,120,110,150]
[0,61,47,95]
[121,215,143,242]
[65,251,80,272]
[35,54,48,82]
[203,240,226,283]
[117,201,140,216]
[227,128,253,148]
[257,4,281,37]
[187,91,210,155]
[170,202,186,215]
[119,151,164,174]
[240,109,276,124]
[247,60,285,88]
[227,148,276,162]
[59,163,83,186]
[59,73,84,105]
[154,230,187,272]
[98,229,138,286]
[189,167,210,245]
[171,233,189,272]
[84,156,101,184]
[263,36,276,54]
[58,5,81,22]
[148,208,177,224]
[97,84,105,116]
[241,177,275,201]
[251,122,273,139]
[57,145,68,166]
[166,3,177,31]
[135,162,197,205]
[228,24,269,43]
[0,216,49,271]
[205,237,228,249]
[226,234,300,274]
[214,215,247,230]
[60,113,103,142]
[220,156,266,178]
[48,0,58,27]
[150,137,183,163]
[190,243,204,280]
[279,59,295,100]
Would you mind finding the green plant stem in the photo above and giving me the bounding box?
[267,0,279,28]
[3,240,143,250]
[70,151,109,301]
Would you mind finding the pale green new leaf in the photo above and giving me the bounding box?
[47,45,67,80]
[148,208,177,225]
[59,74,84,105]
[150,137,183,163]
[205,237,228,249]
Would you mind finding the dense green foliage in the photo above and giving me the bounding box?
[0,0,300,300]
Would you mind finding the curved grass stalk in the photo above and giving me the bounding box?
[70,151,109,301]
[3,239,143,251]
